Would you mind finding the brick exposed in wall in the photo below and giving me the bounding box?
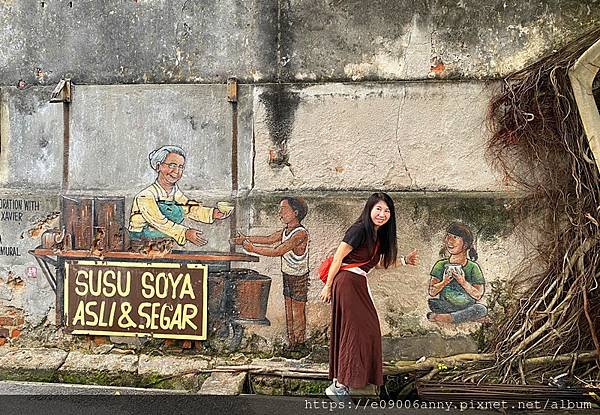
[0,306,25,340]
[0,316,16,326]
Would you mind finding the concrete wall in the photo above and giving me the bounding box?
[252,82,501,191]
[0,192,59,335]
[0,1,594,358]
[235,192,521,358]
[0,82,525,357]
[0,87,63,189]
[68,84,254,194]
[0,1,598,86]
[0,0,278,85]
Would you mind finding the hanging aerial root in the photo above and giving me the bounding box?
[472,27,600,385]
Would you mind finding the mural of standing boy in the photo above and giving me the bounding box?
[427,223,487,324]
[232,197,309,348]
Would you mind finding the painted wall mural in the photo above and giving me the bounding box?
[232,197,309,348]
[27,145,270,348]
[17,144,494,354]
[426,223,488,324]
[128,145,233,253]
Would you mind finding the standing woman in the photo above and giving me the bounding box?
[320,192,418,400]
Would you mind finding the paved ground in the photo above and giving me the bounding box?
[0,380,186,395]
[1,381,598,415]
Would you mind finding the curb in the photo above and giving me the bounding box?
[0,346,333,396]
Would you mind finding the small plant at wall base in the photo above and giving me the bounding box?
[450,27,600,386]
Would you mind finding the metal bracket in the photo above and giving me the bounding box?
[227,77,238,103]
[50,79,72,103]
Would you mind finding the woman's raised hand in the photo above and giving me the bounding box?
[406,248,419,266]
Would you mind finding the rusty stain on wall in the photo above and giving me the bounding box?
[430,61,446,77]
[24,211,60,238]
[259,84,300,168]
[4,271,24,289]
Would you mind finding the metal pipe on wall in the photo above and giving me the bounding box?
[228,77,239,253]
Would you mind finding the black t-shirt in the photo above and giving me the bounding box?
[343,222,368,248]
[342,222,380,271]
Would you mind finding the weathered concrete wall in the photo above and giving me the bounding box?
[253,82,501,191]
[0,0,598,85]
[0,188,522,357]
[280,0,600,81]
[0,80,557,356]
[68,84,253,194]
[0,192,59,345]
[0,87,63,189]
[0,0,594,363]
[0,87,62,345]
[236,192,521,358]
[0,0,278,86]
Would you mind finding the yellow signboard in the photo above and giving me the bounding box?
[64,260,208,340]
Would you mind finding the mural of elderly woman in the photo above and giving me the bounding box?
[427,223,487,324]
[128,145,231,249]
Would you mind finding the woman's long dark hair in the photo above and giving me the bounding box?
[355,192,398,268]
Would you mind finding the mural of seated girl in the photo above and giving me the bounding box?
[427,222,487,324]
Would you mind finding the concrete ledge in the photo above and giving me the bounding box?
[383,334,478,361]
[198,371,247,395]
[138,354,211,391]
[251,357,328,372]
[0,347,380,396]
[58,351,139,387]
[0,348,67,382]
[250,374,330,396]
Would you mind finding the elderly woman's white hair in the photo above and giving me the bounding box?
[148,145,186,171]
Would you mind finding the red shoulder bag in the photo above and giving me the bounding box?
[317,242,379,284]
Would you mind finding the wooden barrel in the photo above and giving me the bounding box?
[230,269,271,326]
[207,272,227,317]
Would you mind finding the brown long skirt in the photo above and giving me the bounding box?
[329,270,383,388]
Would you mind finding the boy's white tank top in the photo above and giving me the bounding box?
[281,226,309,275]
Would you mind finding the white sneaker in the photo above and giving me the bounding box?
[325,380,352,403]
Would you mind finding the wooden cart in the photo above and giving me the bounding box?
[30,248,264,349]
